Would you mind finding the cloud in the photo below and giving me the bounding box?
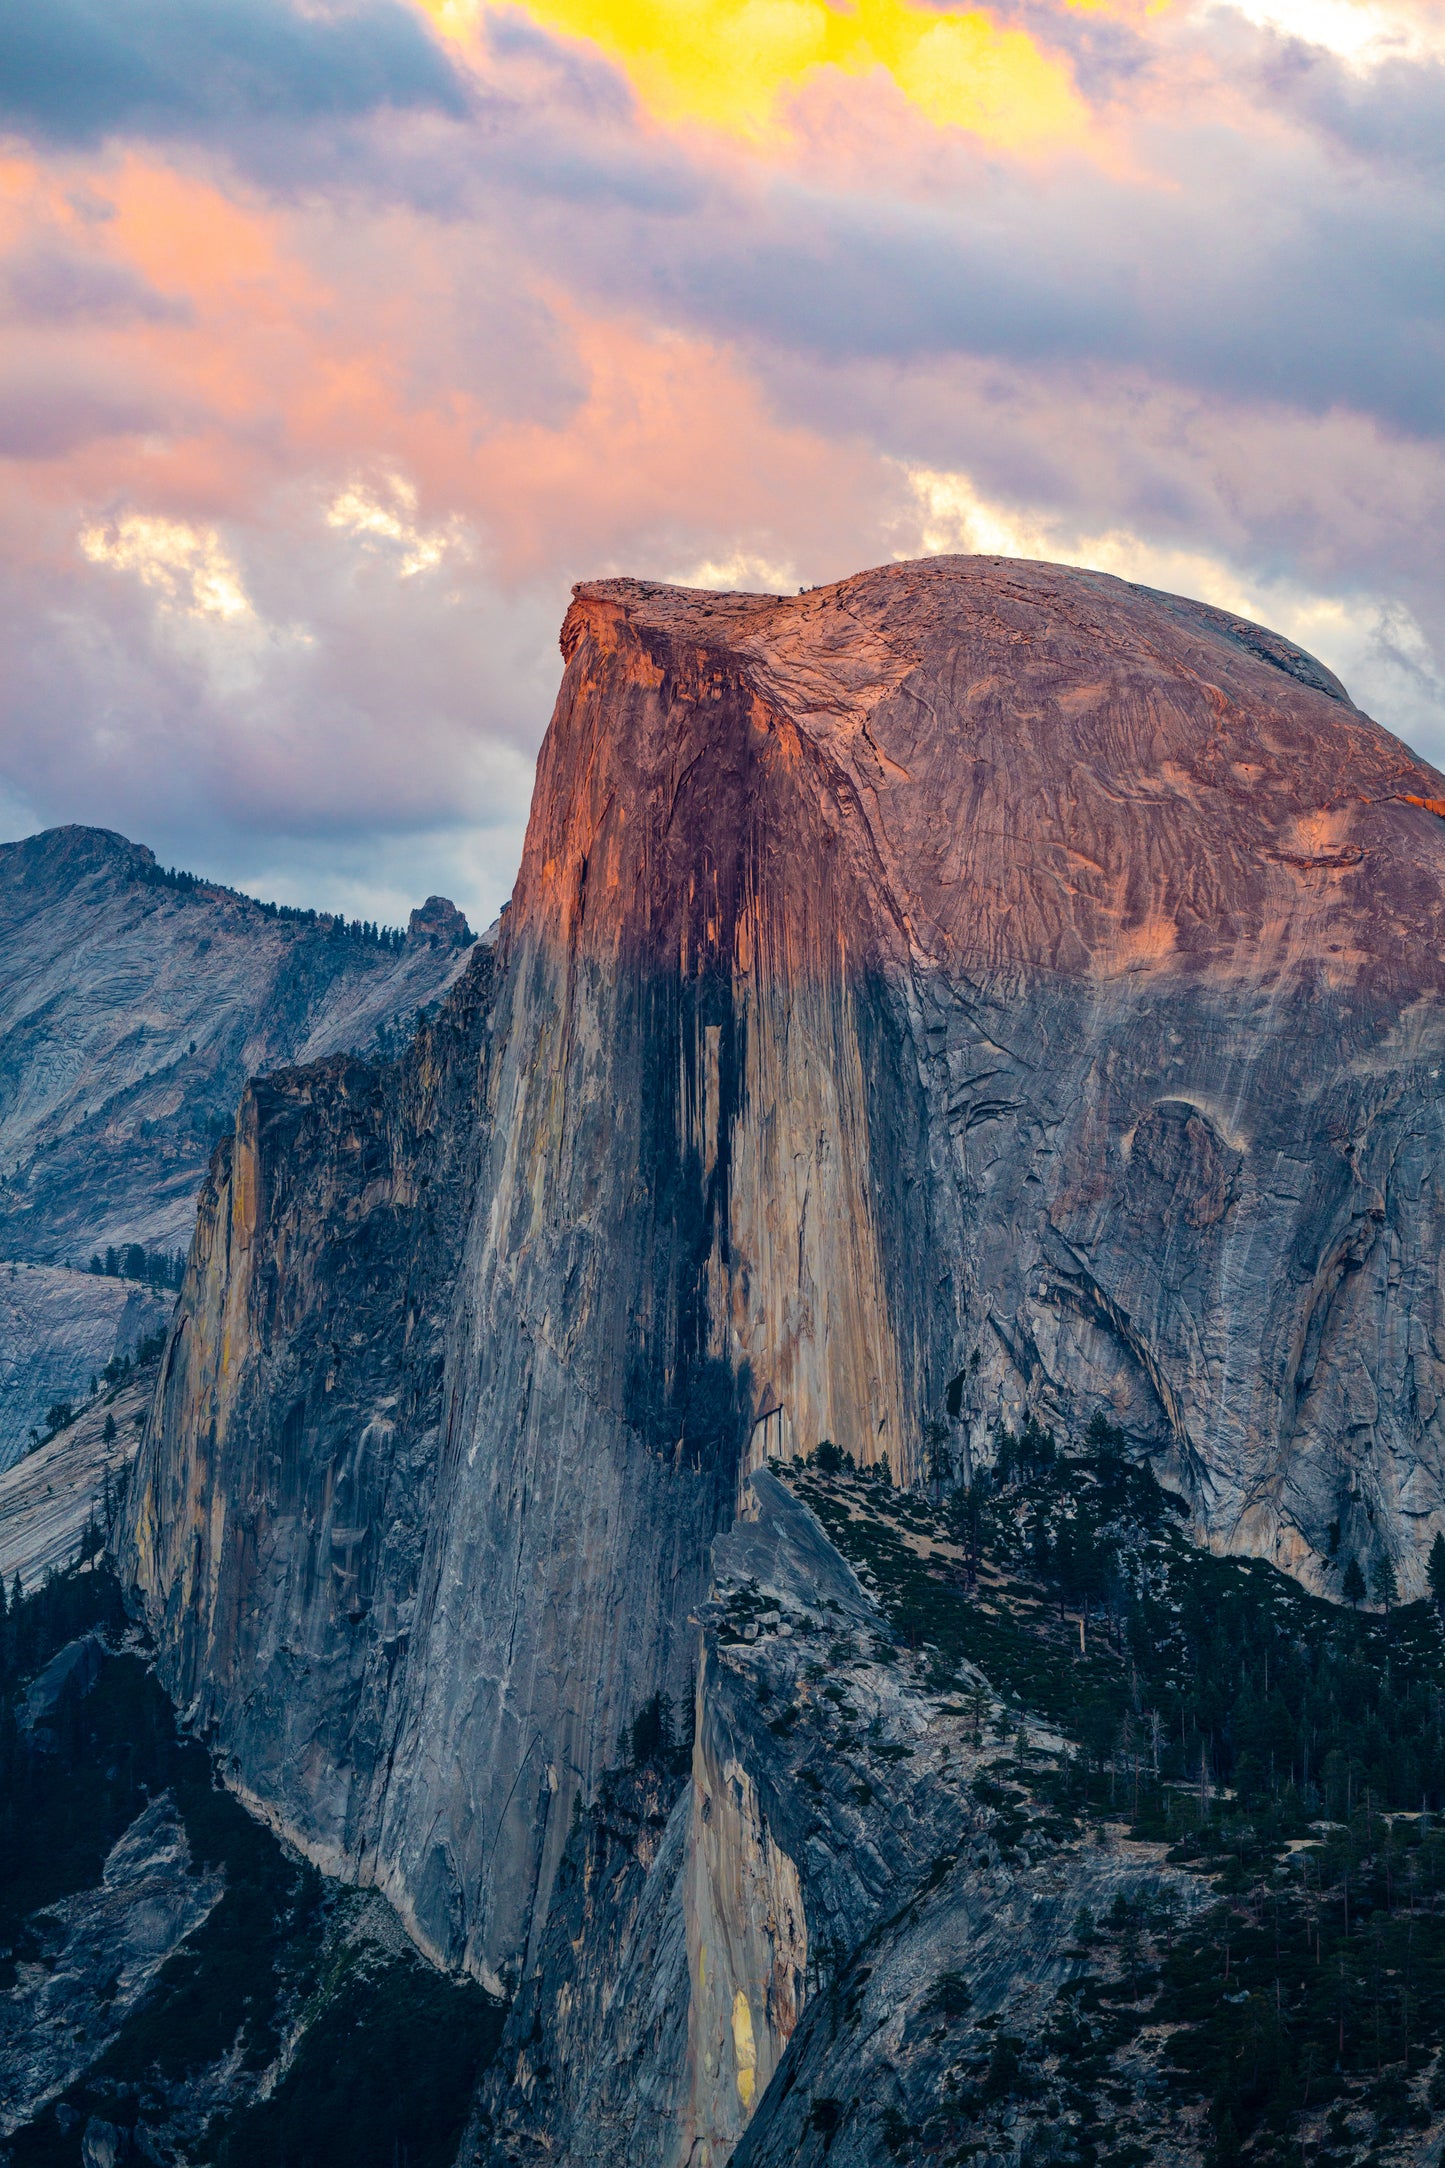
[1207,0,1445,66]
[79,512,255,620]
[611,152,1445,438]
[0,0,1443,926]
[3,244,190,326]
[0,0,469,148]
[1264,42,1445,175]
[326,473,471,577]
[0,511,552,931]
[342,22,1445,449]
[0,373,162,457]
[453,0,1093,150]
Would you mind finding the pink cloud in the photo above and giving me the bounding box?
[0,0,1439,919]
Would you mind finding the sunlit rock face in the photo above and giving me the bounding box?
[0,1263,167,1472]
[126,554,1445,2025]
[518,560,1445,1596]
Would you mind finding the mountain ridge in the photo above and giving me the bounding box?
[0,822,473,1466]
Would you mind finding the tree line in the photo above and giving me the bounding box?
[135,856,407,949]
[796,1422,1445,2163]
[88,1242,186,1289]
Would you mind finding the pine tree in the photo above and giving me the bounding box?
[1343,1558,1366,1609]
[1372,1556,1399,1612]
[1429,1532,1445,1617]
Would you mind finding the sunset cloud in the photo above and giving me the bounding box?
[79,512,255,621]
[0,0,467,146]
[447,0,1093,149]
[0,0,1440,924]
[326,474,470,577]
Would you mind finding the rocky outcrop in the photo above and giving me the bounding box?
[0,825,472,1456]
[470,1466,992,2165]
[124,554,1445,2154]
[0,1794,223,2136]
[0,1368,153,1585]
[0,1265,166,1471]
[482,561,1445,1602]
[0,825,472,1267]
[472,1462,1209,2168]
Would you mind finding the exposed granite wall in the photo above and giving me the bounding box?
[0,1265,167,1471]
[125,947,497,1890]
[125,558,1445,2156]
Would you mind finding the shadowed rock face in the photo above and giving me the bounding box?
[0,1794,223,2137]
[125,953,499,1923]
[0,825,473,1268]
[125,554,1445,2045]
[0,824,473,1461]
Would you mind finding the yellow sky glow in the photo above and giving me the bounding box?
[428,0,1091,148]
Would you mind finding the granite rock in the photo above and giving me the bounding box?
[0,825,472,1458]
[0,1794,223,2136]
[0,825,472,1267]
[124,556,1445,2155]
[0,1367,154,1584]
[125,947,499,1907]
[0,1264,166,1471]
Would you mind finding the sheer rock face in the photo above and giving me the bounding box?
[126,554,1445,2040]
[520,559,1445,1596]
[125,953,497,1915]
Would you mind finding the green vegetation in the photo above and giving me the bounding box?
[794,1418,1445,1825]
[99,1327,168,1388]
[211,1940,502,2168]
[88,1243,187,1290]
[789,1422,1445,2165]
[135,854,408,949]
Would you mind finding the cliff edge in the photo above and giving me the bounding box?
[124,553,1445,2064]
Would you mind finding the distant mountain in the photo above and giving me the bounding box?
[0,825,473,1464]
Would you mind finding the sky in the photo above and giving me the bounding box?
[0,0,1442,930]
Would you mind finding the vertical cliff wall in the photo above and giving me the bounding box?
[127,555,1445,2076]
[361,585,911,1983]
[125,948,496,1883]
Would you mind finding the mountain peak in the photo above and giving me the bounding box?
[537,553,1442,999]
